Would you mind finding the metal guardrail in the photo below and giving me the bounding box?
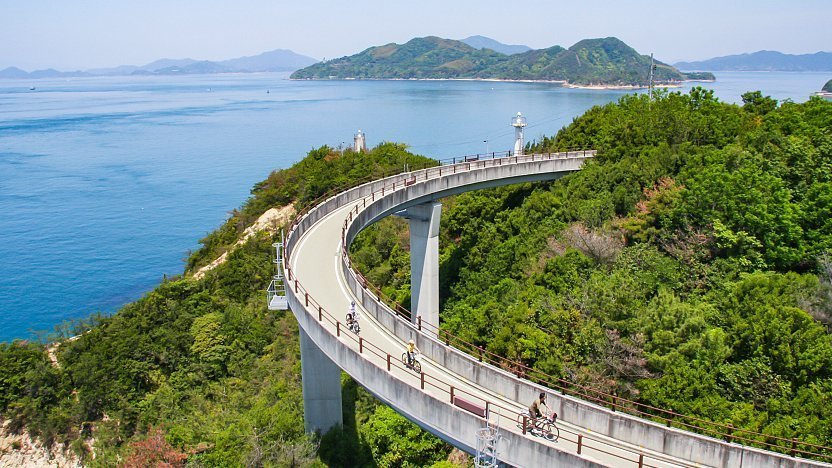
[280,148,832,466]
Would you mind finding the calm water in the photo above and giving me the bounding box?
[0,71,827,342]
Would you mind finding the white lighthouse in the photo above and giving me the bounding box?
[353,129,366,152]
[511,112,527,155]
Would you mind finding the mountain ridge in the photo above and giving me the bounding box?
[675,50,832,71]
[0,49,318,79]
[459,35,532,55]
[291,36,713,86]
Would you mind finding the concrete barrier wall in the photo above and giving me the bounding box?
[287,153,827,468]
[286,270,605,468]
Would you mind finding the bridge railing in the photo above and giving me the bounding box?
[285,257,658,466]
[322,151,832,465]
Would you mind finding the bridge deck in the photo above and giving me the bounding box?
[286,152,829,468]
[291,192,694,467]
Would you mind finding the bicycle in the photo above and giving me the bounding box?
[516,409,559,442]
[401,352,422,373]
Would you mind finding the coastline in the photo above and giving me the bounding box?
[289,76,702,90]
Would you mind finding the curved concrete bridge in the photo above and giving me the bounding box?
[281,151,829,467]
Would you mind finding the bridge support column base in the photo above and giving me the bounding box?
[299,328,342,434]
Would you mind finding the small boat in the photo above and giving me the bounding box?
[29,86,36,91]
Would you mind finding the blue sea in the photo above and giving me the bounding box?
[0,71,827,342]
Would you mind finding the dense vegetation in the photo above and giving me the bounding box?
[2,88,830,465]
[292,36,715,86]
[352,90,832,457]
[0,144,457,466]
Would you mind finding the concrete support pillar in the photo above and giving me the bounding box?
[404,202,441,333]
[299,328,342,433]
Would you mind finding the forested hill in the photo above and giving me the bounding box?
[291,36,714,85]
[1,91,830,465]
[0,145,455,466]
[824,79,832,93]
[352,90,832,459]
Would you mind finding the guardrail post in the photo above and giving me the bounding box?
[318,306,322,321]
[725,424,733,443]
[666,414,673,427]
[417,316,422,331]
[791,438,797,457]
[336,322,340,337]
[577,434,582,454]
[288,268,292,281]
[305,292,309,306]
[294,280,298,293]
[444,331,450,346]
[450,386,455,403]
[522,415,528,435]
[478,346,484,362]
[359,337,363,354]
[611,392,617,412]
[387,354,391,371]
[638,454,644,468]
[421,372,425,390]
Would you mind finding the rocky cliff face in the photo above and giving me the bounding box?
[0,420,80,468]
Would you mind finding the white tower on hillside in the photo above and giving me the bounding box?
[511,112,527,155]
[354,129,366,152]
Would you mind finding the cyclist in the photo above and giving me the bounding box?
[529,392,556,425]
[406,339,420,367]
[346,301,357,326]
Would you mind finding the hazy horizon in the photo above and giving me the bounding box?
[2,0,830,71]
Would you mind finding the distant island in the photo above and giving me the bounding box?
[459,35,532,55]
[0,49,318,79]
[675,50,832,72]
[824,79,832,93]
[290,36,714,87]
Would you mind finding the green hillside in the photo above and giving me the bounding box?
[0,144,454,467]
[824,79,832,93]
[352,91,832,459]
[2,90,829,465]
[292,36,505,79]
[292,36,715,86]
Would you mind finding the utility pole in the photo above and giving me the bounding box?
[648,53,655,101]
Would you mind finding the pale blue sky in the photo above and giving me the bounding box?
[2,0,829,70]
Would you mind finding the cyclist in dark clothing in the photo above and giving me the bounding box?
[529,392,547,420]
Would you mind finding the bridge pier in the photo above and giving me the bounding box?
[397,202,441,333]
[299,328,342,433]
